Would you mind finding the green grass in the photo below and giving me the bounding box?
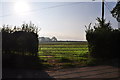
[38,41,93,69]
[39,45,88,48]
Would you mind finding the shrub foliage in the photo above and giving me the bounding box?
[85,17,120,59]
[1,23,40,69]
[1,23,39,56]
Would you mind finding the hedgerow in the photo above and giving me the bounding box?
[86,17,120,59]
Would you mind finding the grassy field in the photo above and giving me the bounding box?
[38,41,95,69]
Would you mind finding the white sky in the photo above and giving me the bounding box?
[0,0,118,41]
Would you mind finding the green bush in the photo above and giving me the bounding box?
[2,23,39,55]
[86,18,120,59]
[2,23,41,69]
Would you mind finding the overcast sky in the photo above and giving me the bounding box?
[0,0,118,41]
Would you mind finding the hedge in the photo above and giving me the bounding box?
[86,18,120,59]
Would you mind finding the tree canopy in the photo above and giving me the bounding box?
[111,1,120,22]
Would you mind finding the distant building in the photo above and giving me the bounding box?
[39,37,51,43]
[39,36,57,43]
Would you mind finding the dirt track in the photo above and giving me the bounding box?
[2,65,120,79]
[47,65,120,78]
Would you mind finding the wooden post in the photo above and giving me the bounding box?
[102,0,104,27]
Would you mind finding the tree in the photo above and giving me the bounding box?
[85,17,112,34]
[51,36,57,41]
[111,1,120,22]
